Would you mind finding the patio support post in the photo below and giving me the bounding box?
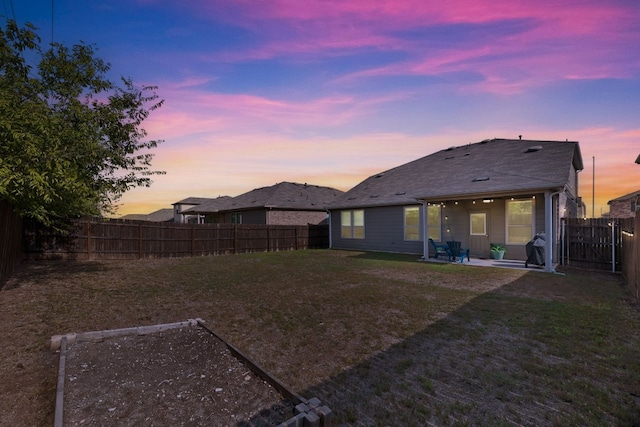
[420,200,428,259]
[544,191,556,272]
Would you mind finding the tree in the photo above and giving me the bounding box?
[0,20,164,226]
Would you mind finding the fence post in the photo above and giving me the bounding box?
[138,223,143,259]
[191,226,195,257]
[233,225,237,254]
[611,221,616,273]
[87,220,92,260]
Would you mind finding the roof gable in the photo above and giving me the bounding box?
[608,189,640,204]
[330,138,582,209]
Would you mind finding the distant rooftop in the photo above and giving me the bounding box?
[186,182,344,214]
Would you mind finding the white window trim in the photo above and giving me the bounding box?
[470,212,487,236]
[341,209,365,239]
[404,206,421,241]
[505,198,536,245]
[427,204,442,241]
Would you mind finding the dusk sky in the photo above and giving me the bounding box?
[10,0,640,217]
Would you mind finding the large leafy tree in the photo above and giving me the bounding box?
[0,20,164,226]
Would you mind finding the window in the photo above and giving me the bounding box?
[507,199,533,243]
[341,210,364,239]
[231,212,242,224]
[470,212,486,235]
[404,207,420,241]
[427,204,441,241]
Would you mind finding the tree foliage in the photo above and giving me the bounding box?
[0,20,164,226]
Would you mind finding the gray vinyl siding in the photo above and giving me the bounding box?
[330,205,423,254]
[331,192,552,259]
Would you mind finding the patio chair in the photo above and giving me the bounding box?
[446,241,461,260]
[429,238,452,261]
[446,241,470,263]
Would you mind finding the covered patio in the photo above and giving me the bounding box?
[422,254,556,272]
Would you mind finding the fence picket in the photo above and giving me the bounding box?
[22,219,329,260]
[562,217,634,272]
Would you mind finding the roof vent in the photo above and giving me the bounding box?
[445,155,455,160]
[395,191,406,195]
[445,146,455,151]
[525,145,543,153]
[374,173,385,178]
[472,177,490,182]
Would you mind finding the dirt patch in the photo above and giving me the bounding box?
[61,325,295,426]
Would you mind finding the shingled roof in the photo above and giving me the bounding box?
[172,196,226,206]
[186,182,344,214]
[329,138,583,209]
[120,209,174,222]
[608,189,640,203]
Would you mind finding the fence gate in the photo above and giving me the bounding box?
[561,218,632,272]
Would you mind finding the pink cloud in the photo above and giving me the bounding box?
[142,77,413,142]
[177,0,639,95]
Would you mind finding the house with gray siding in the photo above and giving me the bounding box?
[328,138,584,272]
[185,182,343,225]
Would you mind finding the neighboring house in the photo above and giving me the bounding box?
[328,138,584,272]
[120,208,174,222]
[172,196,231,223]
[185,182,344,225]
[608,190,640,218]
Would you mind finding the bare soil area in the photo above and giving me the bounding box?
[61,325,295,426]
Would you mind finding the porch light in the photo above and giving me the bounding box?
[454,201,459,205]
[482,199,493,203]
[472,200,476,204]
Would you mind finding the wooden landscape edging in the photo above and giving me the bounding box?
[52,319,333,427]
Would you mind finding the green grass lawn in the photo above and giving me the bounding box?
[1,249,639,426]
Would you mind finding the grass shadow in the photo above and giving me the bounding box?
[1,259,116,291]
[299,270,640,426]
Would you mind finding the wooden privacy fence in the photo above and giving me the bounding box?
[561,217,634,272]
[0,200,23,286]
[23,218,330,260]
